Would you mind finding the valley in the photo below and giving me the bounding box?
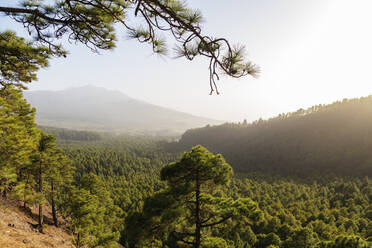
[2,1,372,247]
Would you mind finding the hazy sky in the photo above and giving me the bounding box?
[2,0,372,121]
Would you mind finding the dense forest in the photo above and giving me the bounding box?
[176,96,372,177]
[1,87,372,247]
[64,141,372,247]
[58,133,372,247]
[40,126,104,142]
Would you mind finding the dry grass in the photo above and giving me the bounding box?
[0,199,74,248]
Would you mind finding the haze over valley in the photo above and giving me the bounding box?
[24,85,222,136]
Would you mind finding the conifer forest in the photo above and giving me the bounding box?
[1,0,372,247]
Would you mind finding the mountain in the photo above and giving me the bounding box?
[174,96,372,177]
[24,86,222,135]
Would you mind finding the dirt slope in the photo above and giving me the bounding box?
[0,199,74,248]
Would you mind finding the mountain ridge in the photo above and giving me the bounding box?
[24,85,222,135]
[174,95,372,176]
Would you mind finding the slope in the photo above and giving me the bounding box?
[0,199,73,248]
[176,96,372,177]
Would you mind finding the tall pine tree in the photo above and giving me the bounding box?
[126,145,262,248]
[0,86,37,198]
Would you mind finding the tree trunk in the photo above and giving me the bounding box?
[51,181,58,227]
[77,232,80,248]
[38,163,43,233]
[194,169,201,248]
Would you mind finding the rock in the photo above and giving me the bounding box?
[23,239,30,244]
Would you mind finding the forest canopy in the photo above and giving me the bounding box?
[175,95,372,177]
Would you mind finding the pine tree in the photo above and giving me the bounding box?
[0,86,37,198]
[0,31,51,89]
[62,174,121,248]
[31,132,61,232]
[45,148,75,227]
[0,1,258,93]
[160,145,234,247]
[127,145,262,248]
[64,187,102,248]
[78,173,122,247]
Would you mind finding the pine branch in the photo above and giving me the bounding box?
[0,6,79,24]
[201,215,232,228]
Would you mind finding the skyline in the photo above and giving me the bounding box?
[26,84,372,123]
[2,0,372,122]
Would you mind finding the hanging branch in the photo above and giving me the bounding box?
[0,0,259,92]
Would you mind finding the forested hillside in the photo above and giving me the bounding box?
[1,87,372,247]
[177,96,372,177]
[62,138,177,214]
[5,0,372,247]
[40,126,104,142]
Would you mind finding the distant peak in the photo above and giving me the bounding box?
[65,85,108,91]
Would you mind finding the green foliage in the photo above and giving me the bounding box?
[282,228,317,248]
[59,138,177,247]
[176,96,372,176]
[0,87,119,247]
[0,31,51,89]
[317,235,371,248]
[201,236,229,248]
[40,126,103,142]
[227,175,372,248]
[62,138,175,212]
[0,1,258,92]
[62,174,121,248]
[0,86,37,195]
[60,136,372,248]
[125,146,262,248]
[256,233,281,248]
[64,187,103,247]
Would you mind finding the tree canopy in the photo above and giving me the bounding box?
[0,0,259,93]
[174,95,372,177]
[0,86,37,195]
[125,145,262,248]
